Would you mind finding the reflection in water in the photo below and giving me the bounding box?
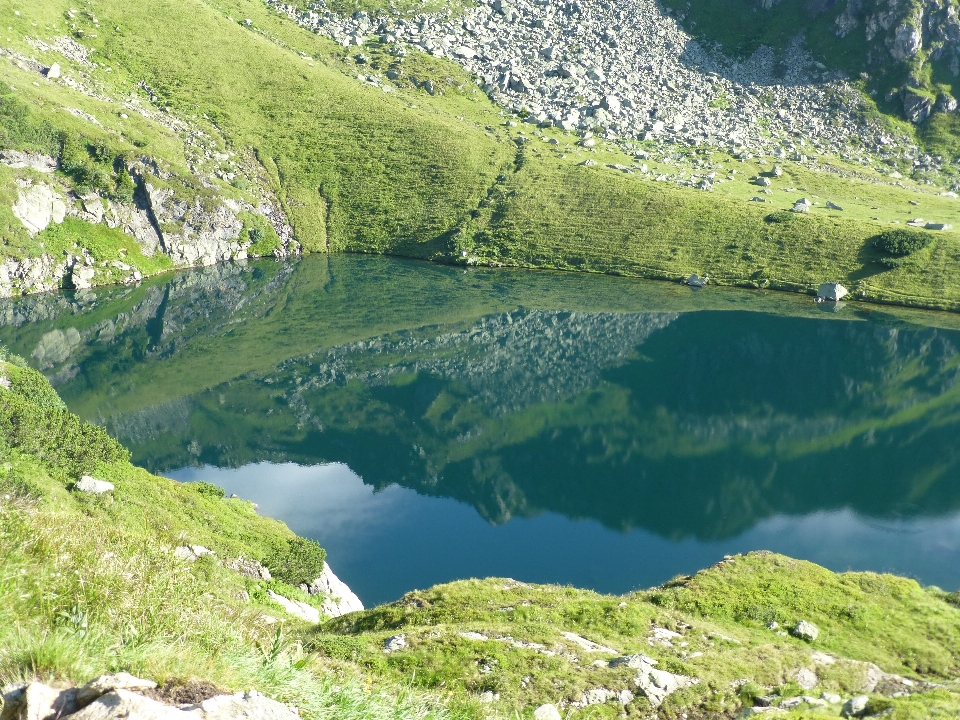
[2,255,960,601]
[170,462,960,606]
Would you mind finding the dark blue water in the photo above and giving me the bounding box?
[3,254,959,605]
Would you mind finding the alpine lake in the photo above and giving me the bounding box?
[3,254,960,606]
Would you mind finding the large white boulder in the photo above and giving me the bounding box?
[13,185,67,235]
[76,476,115,495]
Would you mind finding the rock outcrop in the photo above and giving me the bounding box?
[13,184,67,235]
[300,562,365,617]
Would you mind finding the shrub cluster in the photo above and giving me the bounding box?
[263,536,327,586]
[873,229,931,266]
[60,135,136,202]
[0,362,129,480]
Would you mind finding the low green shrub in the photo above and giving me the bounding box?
[764,211,795,223]
[262,536,326,586]
[0,361,129,480]
[873,228,931,257]
[189,480,226,499]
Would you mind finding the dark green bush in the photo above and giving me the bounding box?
[873,229,931,257]
[4,364,67,412]
[765,211,795,224]
[263,537,326,586]
[0,361,129,480]
[190,481,226,499]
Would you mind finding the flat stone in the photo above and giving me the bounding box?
[561,631,618,654]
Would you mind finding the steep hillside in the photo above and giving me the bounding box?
[3,0,960,309]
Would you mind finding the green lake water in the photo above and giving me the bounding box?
[3,254,960,605]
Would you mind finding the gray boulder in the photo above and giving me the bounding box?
[533,704,561,720]
[384,634,407,652]
[902,90,933,124]
[889,24,922,61]
[791,619,821,641]
[46,63,61,80]
[0,682,78,720]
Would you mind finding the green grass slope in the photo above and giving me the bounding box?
[4,0,960,309]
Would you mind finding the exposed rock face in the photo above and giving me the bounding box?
[266,589,321,623]
[902,89,934,123]
[889,23,922,60]
[0,150,57,173]
[12,184,67,235]
[300,562,364,617]
[0,254,69,298]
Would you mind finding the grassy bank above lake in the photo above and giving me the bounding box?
[4,0,960,310]
[2,350,960,719]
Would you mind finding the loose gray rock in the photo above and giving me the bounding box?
[753,177,772,187]
[76,476,115,494]
[46,63,61,79]
[826,201,843,211]
[791,620,820,641]
[686,273,707,288]
[841,695,869,718]
[793,667,818,690]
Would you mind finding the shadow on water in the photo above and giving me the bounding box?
[3,254,960,597]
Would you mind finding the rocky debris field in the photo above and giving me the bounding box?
[0,674,300,720]
[267,0,917,165]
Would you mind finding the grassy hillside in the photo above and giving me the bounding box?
[2,356,959,719]
[3,0,960,310]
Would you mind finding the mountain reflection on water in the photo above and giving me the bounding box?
[2,254,959,602]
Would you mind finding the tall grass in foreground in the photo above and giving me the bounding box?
[0,478,471,720]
